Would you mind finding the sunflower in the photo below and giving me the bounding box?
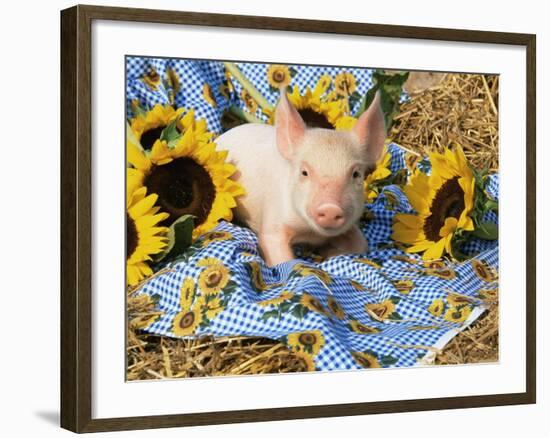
[471,259,498,282]
[352,351,381,369]
[424,260,447,270]
[443,306,472,323]
[425,267,457,280]
[365,299,396,321]
[240,89,258,113]
[266,64,291,89]
[269,82,356,131]
[300,293,329,316]
[197,257,230,295]
[129,104,186,152]
[200,230,233,247]
[293,351,316,371]
[196,295,225,320]
[126,184,169,286]
[287,330,325,355]
[258,290,295,307]
[141,67,161,91]
[327,296,346,320]
[392,146,475,261]
[428,298,445,317]
[447,293,473,307]
[478,288,498,301]
[127,111,245,238]
[172,307,203,336]
[202,83,217,107]
[180,277,197,309]
[350,320,380,334]
[349,280,366,291]
[393,280,415,295]
[294,264,333,285]
[364,146,392,203]
[248,261,268,291]
[355,258,381,269]
[334,71,357,97]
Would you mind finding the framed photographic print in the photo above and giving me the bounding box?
[60,4,536,433]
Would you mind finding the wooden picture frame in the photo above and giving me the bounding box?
[60,4,536,433]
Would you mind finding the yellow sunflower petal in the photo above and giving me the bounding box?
[422,238,446,261]
[127,140,151,172]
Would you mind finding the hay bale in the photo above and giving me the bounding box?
[391,74,499,172]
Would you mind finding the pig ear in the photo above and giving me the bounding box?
[352,92,386,164]
[275,91,306,160]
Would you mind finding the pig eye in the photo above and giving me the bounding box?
[301,170,309,177]
[352,171,361,179]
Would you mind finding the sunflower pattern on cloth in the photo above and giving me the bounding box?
[126,57,385,134]
[133,143,499,371]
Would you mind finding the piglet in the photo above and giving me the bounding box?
[216,91,386,266]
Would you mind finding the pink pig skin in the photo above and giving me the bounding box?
[216,92,386,266]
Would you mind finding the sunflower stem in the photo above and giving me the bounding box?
[228,106,264,124]
[224,62,274,113]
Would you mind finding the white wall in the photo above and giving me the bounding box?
[0,0,546,436]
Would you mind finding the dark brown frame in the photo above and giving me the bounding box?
[60,4,536,433]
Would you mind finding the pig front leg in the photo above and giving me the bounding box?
[318,225,368,259]
[258,226,296,267]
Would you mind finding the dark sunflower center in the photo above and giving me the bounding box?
[273,71,286,82]
[126,213,138,259]
[298,108,334,129]
[179,311,195,329]
[310,298,324,312]
[354,354,373,368]
[144,157,216,226]
[299,333,316,346]
[395,283,410,293]
[205,270,222,287]
[423,177,465,241]
[373,306,387,318]
[475,263,489,278]
[140,126,166,152]
[147,69,160,82]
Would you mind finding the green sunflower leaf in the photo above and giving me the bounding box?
[223,281,238,295]
[279,301,294,312]
[261,310,279,321]
[160,120,180,143]
[388,311,403,321]
[291,304,308,320]
[153,215,195,262]
[484,199,499,213]
[380,355,399,366]
[472,222,499,240]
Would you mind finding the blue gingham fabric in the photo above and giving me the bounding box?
[128,57,498,371]
[126,56,403,134]
[131,150,498,370]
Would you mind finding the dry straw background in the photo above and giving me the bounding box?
[127,73,499,380]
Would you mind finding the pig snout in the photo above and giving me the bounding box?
[313,204,345,229]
